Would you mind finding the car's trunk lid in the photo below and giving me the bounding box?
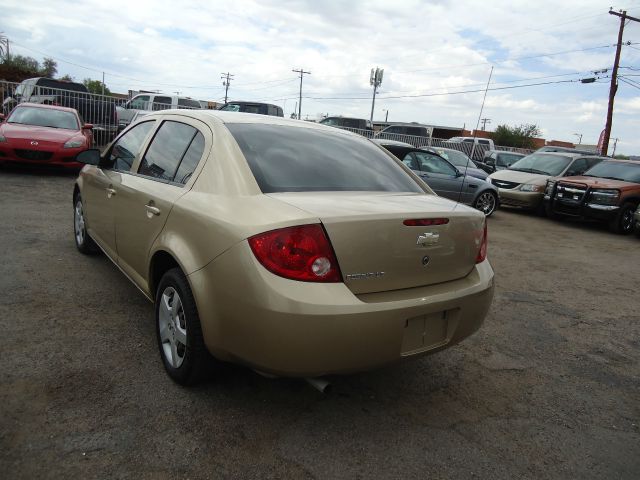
[268,192,485,294]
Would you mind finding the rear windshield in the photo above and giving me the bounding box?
[508,153,572,176]
[583,161,640,183]
[227,123,424,193]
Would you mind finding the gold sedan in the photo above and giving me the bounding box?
[73,111,494,385]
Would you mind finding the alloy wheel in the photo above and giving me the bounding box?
[74,200,85,245]
[158,287,187,368]
[475,192,496,215]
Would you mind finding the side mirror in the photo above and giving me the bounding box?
[0,113,5,122]
[82,123,93,130]
[455,168,464,177]
[76,149,101,166]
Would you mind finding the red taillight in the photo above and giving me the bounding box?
[248,224,342,282]
[476,220,488,263]
[403,218,449,226]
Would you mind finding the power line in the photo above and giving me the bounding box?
[619,76,640,89]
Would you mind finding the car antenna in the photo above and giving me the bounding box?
[456,66,493,207]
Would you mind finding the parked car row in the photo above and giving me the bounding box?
[487,149,640,235]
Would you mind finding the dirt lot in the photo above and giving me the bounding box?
[0,165,638,479]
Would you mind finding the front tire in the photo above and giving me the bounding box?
[155,268,209,385]
[473,191,498,216]
[609,202,636,235]
[74,195,99,254]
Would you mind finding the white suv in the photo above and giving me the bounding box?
[116,94,203,130]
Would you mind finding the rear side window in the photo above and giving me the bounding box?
[178,98,201,109]
[174,132,205,184]
[153,96,172,111]
[109,121,155,171]
[227,124,423,193]
[406,127,425,136]
[138,121,198,182]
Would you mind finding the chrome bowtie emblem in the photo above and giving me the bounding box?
[416,232,439,246]
[31,141,39,146]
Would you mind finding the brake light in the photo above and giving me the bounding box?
[476,220,488,263]
[248,224,342,282]
[403,218,449,226]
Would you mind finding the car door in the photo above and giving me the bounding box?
[114,117,209,290]
[413,151,462,200]
[82,120,156,259]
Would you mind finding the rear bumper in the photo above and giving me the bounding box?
[188,241,494,377]
[0,144,84,168]
[497,189,543,209]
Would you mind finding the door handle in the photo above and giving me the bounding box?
[145,204,161,217]
[106,187,116,198]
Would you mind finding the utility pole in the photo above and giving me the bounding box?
[221,72,234,104]
[102,72,105,96]
[612,138,619,157]
[292,68,311,121]
[603,9,640,155]
[480,118,491,131]
[369,67,384,123]
[573,133,583,145]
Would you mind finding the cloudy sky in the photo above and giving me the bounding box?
[4,0,640,153]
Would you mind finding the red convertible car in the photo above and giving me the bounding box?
[0,103,93,168]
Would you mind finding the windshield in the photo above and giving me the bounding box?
[8,106,79,130]
[497,153,524,167]
[583,161,640,183]
[432,148,473,168]
[227,123,424,193]
[508,153,572,176]
[220,104,241,112]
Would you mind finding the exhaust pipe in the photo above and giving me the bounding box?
[305,377,331,393]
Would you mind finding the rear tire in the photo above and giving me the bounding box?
[155,268,210,385]
[473,191,498,216]
[609,202,636,235]
[73,195,99,254]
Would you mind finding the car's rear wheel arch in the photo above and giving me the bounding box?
[149,250,182,298]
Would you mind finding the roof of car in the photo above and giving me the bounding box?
[13,102,79,114]
[140,109,364,135]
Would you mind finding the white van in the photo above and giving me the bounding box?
[116,93,203,130]
[445,136,495,160]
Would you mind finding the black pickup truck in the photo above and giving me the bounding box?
[2,77,119,145]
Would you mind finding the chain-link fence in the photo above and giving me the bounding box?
[334,125,533,160]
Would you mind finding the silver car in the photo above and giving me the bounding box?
[378,142,499,216]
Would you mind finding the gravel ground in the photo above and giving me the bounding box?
[1,165,638,479]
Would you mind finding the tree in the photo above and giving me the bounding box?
[491,123,541,149]
[83,78,111,95]
[0,32,8,60]
[41,57,57,78]
[58,74,74,82]
[0,54,41,82]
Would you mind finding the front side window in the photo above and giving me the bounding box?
[129,95,150,110]
[109,121,155,171]
[566,158,589,176]
[138,121,198,182]
[8,106,79,130]
[227,124,423,193]
[414,152,458,176]
[497,153,523,167]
